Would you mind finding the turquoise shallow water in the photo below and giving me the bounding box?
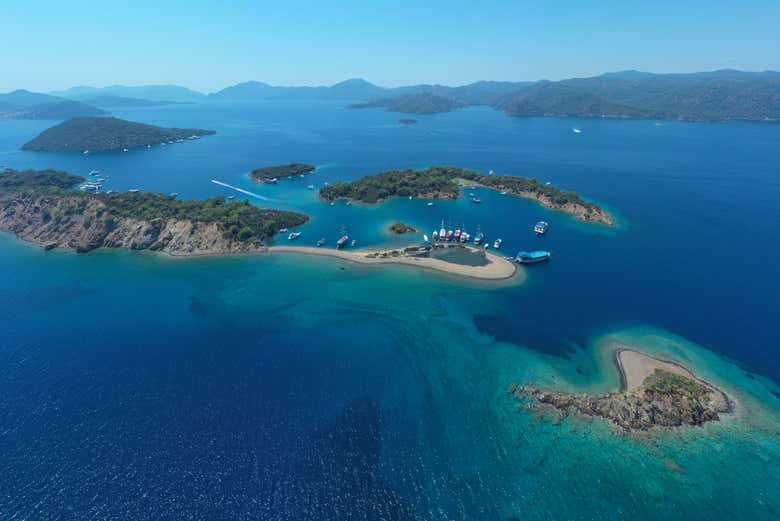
[1,102,779,519]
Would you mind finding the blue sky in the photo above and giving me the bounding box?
[4,0,780,93]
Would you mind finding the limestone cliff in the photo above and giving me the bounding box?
[0,192,264,255]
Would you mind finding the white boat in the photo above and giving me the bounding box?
[427,202,434,207]
[128,188,139,193]
[307,185,315,190]
[534,221,549,235]
[122,148,129,152]
[79,182,101,192]
[572,127,582,134]
[82,150,89,154]
[279,228,288,233]
[500,191,507,195]
[288,232,301,240]
[493,238,502,249]
[346,201,351,206]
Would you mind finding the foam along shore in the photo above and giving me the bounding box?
[268,244,521,282]
[616,348,731,411]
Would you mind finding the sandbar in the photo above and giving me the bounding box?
[267,244,521,282]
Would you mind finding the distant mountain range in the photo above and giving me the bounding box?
[495,70,780,120]
[207,78,387,101]
[50,85,205,103]
[206,70,780,121]
[3,70,779,122]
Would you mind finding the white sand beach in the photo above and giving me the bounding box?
[268,245,522,282]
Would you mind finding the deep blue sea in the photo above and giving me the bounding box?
[1,102,779,519]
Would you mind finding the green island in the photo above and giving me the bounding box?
[21,116,215,152]
[349,92,464,114]
[320,166,613,225]
[388,222,418,234]
[0,169,307,255]
[248,163,316,182]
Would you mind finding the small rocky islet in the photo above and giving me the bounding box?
[388,222,417,234]
[509,351,732,432]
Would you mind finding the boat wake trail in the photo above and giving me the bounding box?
[210,179,278,202]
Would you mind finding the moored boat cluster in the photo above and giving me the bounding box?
[429,218,552,264]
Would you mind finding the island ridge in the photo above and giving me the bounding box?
[320,166,613,225]
[21,117,215,152]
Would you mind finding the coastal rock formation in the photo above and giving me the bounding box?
[388,222,417,234]
[1,193,258,255]
[0,169,308,256]
[510,364,731,432]
[504,189,612,225]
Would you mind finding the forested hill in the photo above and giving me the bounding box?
[22,117,215,152]
[347,70,780,120]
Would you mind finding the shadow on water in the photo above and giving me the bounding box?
[188,296,208,318]
[473,312,578,358]
[264,396,414,521]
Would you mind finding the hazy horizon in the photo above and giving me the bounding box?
[0,67,763,97]
[4,1,780,93]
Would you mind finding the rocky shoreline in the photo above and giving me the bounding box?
[0,192,264,255]
[509,350,731,432]
[456,179,613,225]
